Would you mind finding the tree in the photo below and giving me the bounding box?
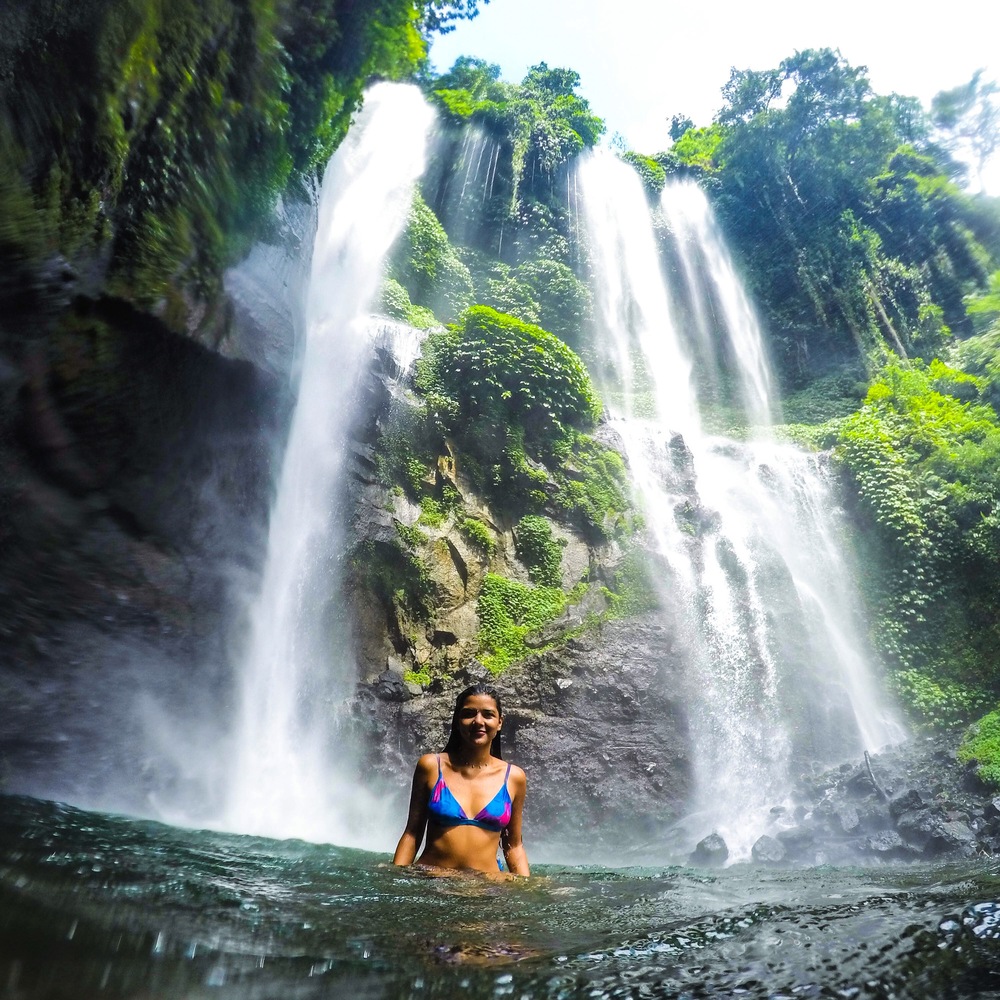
[931,71,1000,191]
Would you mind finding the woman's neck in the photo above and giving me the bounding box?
[449,749,495,770]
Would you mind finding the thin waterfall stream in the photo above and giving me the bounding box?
[190,83,434,844]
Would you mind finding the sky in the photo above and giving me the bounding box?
[428,0,1000,192]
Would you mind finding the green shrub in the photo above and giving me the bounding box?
[958,709,1000,789]
[553,435,630,539]
[460,517,495,555]
[388,191,473,322]
[379,277,438,328]
[514,515,563,587]
[417,495,446,527]
[476,573,570,672]
[620,151,667,194]
[416,305,601,460]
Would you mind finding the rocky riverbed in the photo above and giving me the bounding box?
[691,731,1000,867]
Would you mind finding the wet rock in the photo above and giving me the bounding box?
[776,826,815,859]
[374,668,409,703]
[690,833,729,866]
[937,820,977,856]
[751,835,787,865]
[896,808,941,850]
[985,797,1000,820]
[349,616,694,859]
[862,830,908,858]
[890,788,924,818]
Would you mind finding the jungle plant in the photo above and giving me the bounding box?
[514,515,563,587]
[958,708,1000,789]
[416,305,601,464]
[475,573,572,672]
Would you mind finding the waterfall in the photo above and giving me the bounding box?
[212,84,434,844]
[578,152,904,858]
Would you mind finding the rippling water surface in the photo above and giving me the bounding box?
[2,795,999,999]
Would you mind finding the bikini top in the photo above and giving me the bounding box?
[427,754,512,832]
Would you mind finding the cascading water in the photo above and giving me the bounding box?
[661,181,774,427]
[577,151,904,858]
[206,83,434,844]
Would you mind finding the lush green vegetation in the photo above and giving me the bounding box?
[410,305,631,539]
[959,709,1000,790]
[476,573,585,673]
[0,0,479,337]
[514,515,564,587]
[826,357,1000,723]
[661,49,997,386]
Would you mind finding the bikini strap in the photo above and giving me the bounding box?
[436,754,443,778]
[504,761,511,783]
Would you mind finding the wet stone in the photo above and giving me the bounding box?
[776,826,815,858]
[751,835,786,865]
[690,833,729,867]
[863,830,907,857]
[889,788,923,819]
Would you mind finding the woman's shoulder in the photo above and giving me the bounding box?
[414,752,440,775]
[506,761,527,787]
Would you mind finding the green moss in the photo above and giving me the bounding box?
[403,668,431,687]
[2,0,437,332]
[475,572,576,673]
[460,517,495,556]
[417,495,446,527]
[514,515,563,587]
[553,434,631,540]
[958,709,1000,789]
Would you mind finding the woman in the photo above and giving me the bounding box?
[393,683,530,876]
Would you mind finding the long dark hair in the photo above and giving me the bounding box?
[442,683,504,760]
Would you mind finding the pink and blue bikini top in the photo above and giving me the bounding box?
[427,754,512,832]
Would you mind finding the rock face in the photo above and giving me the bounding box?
[340,332,629,687]
[347,617,693,862]
[0,303,282,810]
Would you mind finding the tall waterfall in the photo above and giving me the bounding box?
[577,153,904,858]
[216,84,434,843]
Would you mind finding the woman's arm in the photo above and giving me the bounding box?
[501,767,530,876]
[392,756,432,866]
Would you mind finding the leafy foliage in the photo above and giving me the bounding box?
[833,358,1000,719]
[620,152,666,194]
[475,573,574,672]
[387,191,474,322]
[417,305,601,459]
[660,48,993,382]
[424,57,604,258]
[514,515,563,587]
[459,517,495,555]
[958,708,1000,789]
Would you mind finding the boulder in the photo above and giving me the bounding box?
[690,833,729,866]
[751,835,787,865]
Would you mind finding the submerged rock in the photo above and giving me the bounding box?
[690,833,729,866]
[751,834,787,865]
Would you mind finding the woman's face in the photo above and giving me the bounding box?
[456,693,502,750]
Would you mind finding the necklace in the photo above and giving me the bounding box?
[453,756,492,770]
